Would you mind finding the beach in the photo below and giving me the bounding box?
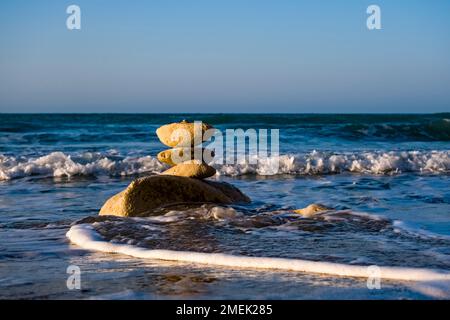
[1,113,449,299]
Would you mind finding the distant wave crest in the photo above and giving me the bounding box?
[0,151,165,181]
[217,150,450,176]
[1,150,449,181]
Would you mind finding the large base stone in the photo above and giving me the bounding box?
[99,175,251,217]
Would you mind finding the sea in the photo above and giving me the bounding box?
[0,113,449,299]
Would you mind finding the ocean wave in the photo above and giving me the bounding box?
[336,118,450,141]
[66,223,450,285]
[207,114,450,141]
[1,114,450,143]
[393,221,450,241]
[215,150,450,176]
[0,151,165,181]
[66,205,450,299]
[1,150,449,180]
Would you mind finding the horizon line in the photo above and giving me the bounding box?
[1,112,449,115]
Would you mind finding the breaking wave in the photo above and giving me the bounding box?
[66,221,450,284]
[1,150,449,181]
[2,114,449,142]
[64,205,450,298]
[215,150,450,176]
[0,151,165,181]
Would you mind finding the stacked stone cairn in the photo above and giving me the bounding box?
[97,120,328,218]
[98,120,250,217]
[156,120,217,179]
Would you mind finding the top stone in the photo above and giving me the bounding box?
[156,120,214,147]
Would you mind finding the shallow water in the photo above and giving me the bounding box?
[0,114,449,299]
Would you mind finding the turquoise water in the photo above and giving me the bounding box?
[0,114,449,299]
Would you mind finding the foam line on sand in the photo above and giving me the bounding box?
[67,224,450,283]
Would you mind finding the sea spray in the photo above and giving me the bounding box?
[2,150,448,180]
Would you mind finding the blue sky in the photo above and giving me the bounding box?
[0,0,449,113]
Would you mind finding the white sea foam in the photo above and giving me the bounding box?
[67,224,450,284]
[0,152,165,180]
[341,210,387,221]
[140,212,185,224]
[214,150,450,176]
[393,221,450,241]
[1,150,449,181]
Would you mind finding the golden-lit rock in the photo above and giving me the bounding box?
[156,120,214,148]
[99,175,250,217]
[161,160,216,179]
[293,204,331,218]
[157,148,215,166]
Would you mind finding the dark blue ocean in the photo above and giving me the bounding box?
[0,114,449,299]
